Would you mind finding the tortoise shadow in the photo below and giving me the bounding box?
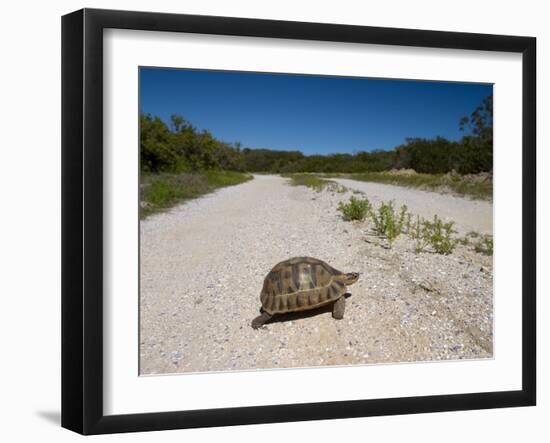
[263,293,352,326]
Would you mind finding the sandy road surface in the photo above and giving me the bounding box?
[140,175,493,375]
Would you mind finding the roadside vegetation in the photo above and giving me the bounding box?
[370,201,409,246]
[285,173,346,193]
[140,95,492,215]
[337,195,491,256]
[140,171,252,218]
[416,215,458,254]
[337,196,371,221]
[140,113,252,218]
[338,170,492,200]
[285,174,332,191]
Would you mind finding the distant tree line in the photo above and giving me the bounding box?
[141,95,492,175]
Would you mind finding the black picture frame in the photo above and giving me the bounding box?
[61,8,536,435]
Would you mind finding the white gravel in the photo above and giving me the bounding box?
[140,175,493,375]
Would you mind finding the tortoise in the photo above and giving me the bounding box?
[251,257,360,329]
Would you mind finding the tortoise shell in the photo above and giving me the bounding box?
[260,257,347,315]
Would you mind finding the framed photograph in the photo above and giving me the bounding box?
[61,8,536,435]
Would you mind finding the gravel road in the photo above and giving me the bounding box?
[140,175,493,375]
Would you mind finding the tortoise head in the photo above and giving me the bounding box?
[342,272,360,286]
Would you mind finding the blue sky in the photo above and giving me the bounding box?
[140,67,492,155]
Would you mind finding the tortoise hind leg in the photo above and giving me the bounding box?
[251,311,272,329]
[332,297,345,320]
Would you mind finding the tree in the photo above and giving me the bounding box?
[458,95,493,173]
[459,95,493,141]
[396,137,458,174]
[170,114,186,133]
[140,114,178,172]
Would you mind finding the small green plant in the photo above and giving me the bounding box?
[422,215,458,254]
[370,201,409,245]
[474,235,493,256]
[338,196,372,221]
[410,215,430,253]
[403,211,413,234]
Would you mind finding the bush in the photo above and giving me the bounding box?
[370,201,409,245]
[140,114,179,172]
[410,215,431,253]
[421,215,458,254]
[338,197,372,221]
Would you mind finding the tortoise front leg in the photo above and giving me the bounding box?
[251,311,272,329]
[332,297,345,320]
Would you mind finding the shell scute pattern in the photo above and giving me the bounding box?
[260,257,346,315]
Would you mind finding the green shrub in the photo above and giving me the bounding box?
[338,196,372,221]
[370,201,409,245]
[422,215,458,254]
[408,214,458,254]
[410,215,430,253]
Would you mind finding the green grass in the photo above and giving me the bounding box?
[284,173,346,192]
[204,170,253,187]
[140,170,252,219]
[333,171,492,201]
